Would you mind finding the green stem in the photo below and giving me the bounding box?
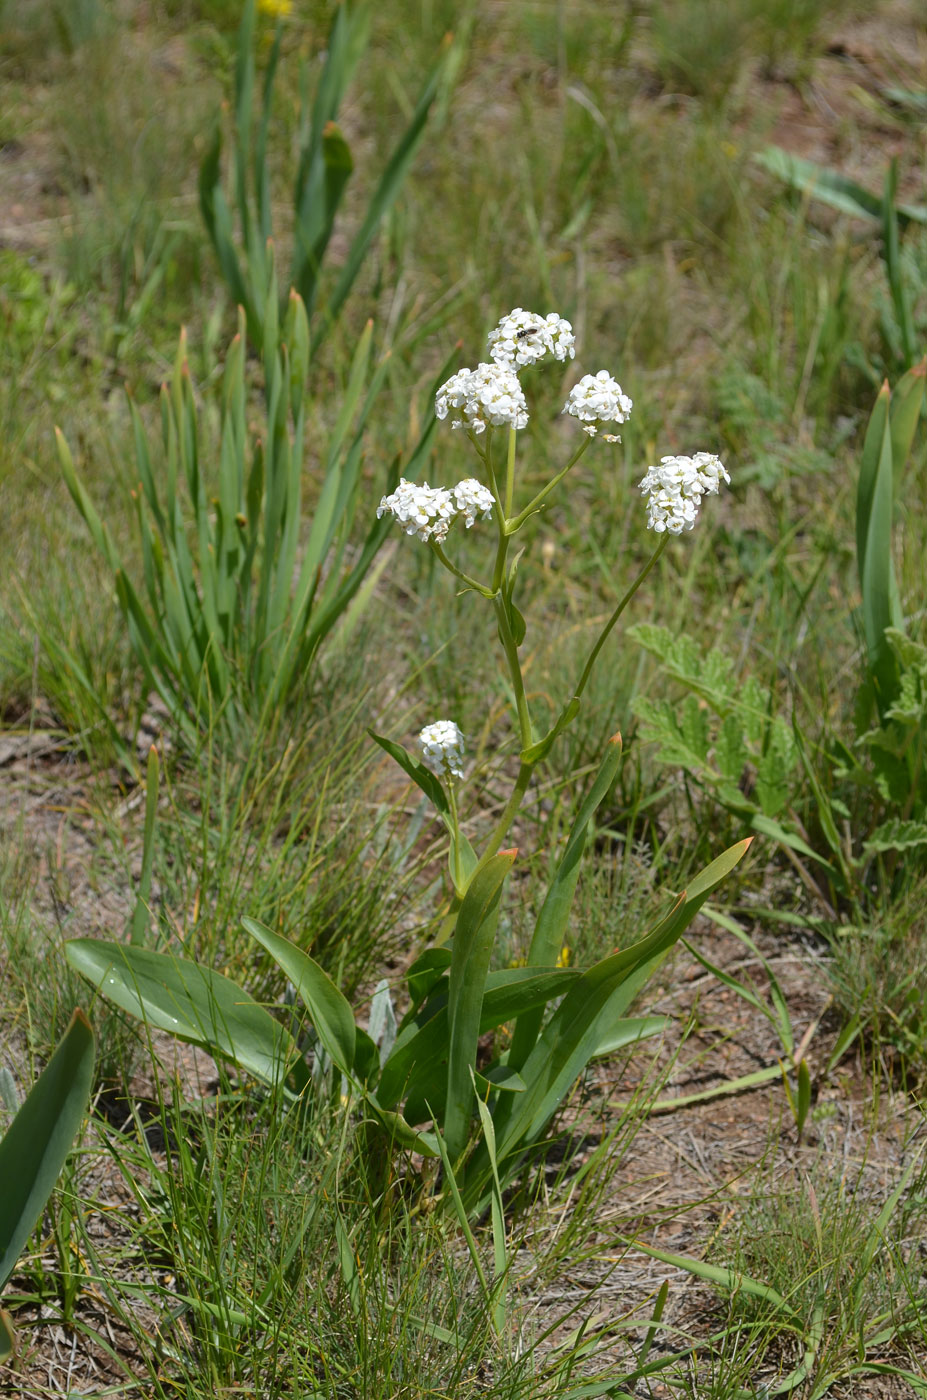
[447,779,462,889]
[504,426,517,518]
[572,536,668,704]
[429,542,495,598]
[474,760,534,874]
[506,436,591,533]
[488,437,511,595]
[494,593,531,747]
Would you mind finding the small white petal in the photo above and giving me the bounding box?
[639,452,729,534]
[419,720,466,780]
[487,308,576,368]
[562,371,632,437]
[435,362,528,433]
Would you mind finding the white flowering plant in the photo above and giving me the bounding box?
[66,308,749,1216]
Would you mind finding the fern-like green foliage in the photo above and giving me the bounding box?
[628,623,801,828]
[859,630,927,855]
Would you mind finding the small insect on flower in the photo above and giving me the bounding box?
[488,309,576,367]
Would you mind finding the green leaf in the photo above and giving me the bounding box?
[509,602,527,646]
[795,1058,812,1136]
[378,966,579,1111]
[748,812,834,870]
[362,1096,439,1158]
[882,160,916,368]
[863,817,927,855]
[857,380,901,709]
[520,697,581,765]
[630,1239,791,1312]
[471,1072,508,1335]
[509,733,623,1070]
[889,358,927,480]
[679,696,711,766]
[319,41,450,343]
[242,917,357,1080]
[449,829,479,897]
[406,947,452,1009]
[380,968,576,1120]
[633,696,710,772]
[585,1014,669,1060]
[369,729,449,815]
[755,717,797,818]
[884,627,927,677]
[0,1010,95,1294]
[475,840,752,1206]
[445,850,516,1162]
[754,146,927,226]
[129,744,160,946]
[66,940,302,1091]
[474,1065,527,1095]
[715,713,748,783]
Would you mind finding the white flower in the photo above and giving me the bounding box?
[452,478,495,527]
[377,479,457,543]
[639,452,730,534]
[690,451,730,496]
[562,371,632,437]
[487,308,576,368]
[419,720,466,780]
[435,362,528,434]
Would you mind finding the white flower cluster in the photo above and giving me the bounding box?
[377,477,494,543]
[377,479,457,543]
[638,452,730,534]
[435,362,528,434]
[452,477,495,527]
[562,371,633,438]
[419,720,466,780]
[487,308,576,368]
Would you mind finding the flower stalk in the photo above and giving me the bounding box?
[378,307,730,879]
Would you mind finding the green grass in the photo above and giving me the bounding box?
[1,0,927,1394]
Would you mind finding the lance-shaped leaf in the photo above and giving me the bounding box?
[317,39,451,346]
[857,382,900,710]
[754,146,927,226]
[888,357,926,470]
[66,940,304,1092]
[509,733,622,1070]
[242,917,357,1080]
[377,966,579,1112]
[0,1010,95,1359]
[444,850,516,1163]
[470,840,752,1207]
[369,729,449,815]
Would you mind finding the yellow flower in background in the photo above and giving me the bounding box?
[258,0,292,17]
[556,945,570,968]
